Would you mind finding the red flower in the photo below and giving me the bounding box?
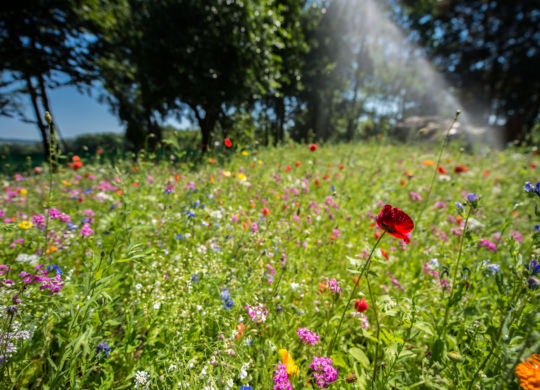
[309,144,317,152]
[454,164,469,173]
[376,205,414,244]
[262,207,270,216]
[224,138,232,148]
[354,298,369,313]
[437,165,447,174]
[380,248,389,260]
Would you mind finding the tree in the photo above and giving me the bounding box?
[0,0,106,160]
[402,0,540,142]
[97,0,292,152]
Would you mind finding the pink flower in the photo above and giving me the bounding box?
[479,238,497,252]
[81,223,93,237]
[511,231,523,243]
[309,356,338,388]
[297,328,319,345]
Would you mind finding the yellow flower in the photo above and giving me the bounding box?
[20,189,28,196]
[18,221,33,229]
[223,171,231,177]
[61,180,72,186]
[237,173,247,182]
[516,354,540,390]
[279,349,299,377]
[242,151,248,156]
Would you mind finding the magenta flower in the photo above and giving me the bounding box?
[273,362,292,390]
[297,328,319,345]
[309,356,338,388]
[478,238,497,252]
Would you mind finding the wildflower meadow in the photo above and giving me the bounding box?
[1,135,539,389]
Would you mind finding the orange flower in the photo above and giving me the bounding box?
[423,160,436,166]
[295,161,301,167]
[380,248,389,260]
[516,354,540,390]
[235,323,245,339]
[404,170,414,178]
[483,170,490,177]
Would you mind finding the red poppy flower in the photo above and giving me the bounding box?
[309,144,317,152]
[376,205,414,244]
[262,207,270,216]
[454,164,469,173]
[380,248,389,260]
[224,138,232,148]
[354,298,369,313]
[437,165,447,174]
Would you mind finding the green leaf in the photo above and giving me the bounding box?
[349,347,370,368]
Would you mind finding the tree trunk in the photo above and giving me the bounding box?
[25,74,50,162]
[274,97,285,146]
[193,105,219,153]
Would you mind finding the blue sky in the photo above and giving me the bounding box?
[0,85,123,141]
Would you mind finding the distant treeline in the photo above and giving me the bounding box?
[1,0,538,159]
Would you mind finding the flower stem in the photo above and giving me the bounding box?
[366,265,380,388]
[415,110,461,229]
[327,232,386,356]
[440,206,472,337]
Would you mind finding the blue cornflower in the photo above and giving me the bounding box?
[186,210,196,218]
[483,260,499,274]
[220,287,233,309]
[175,233,183,240]
[220,288,231,302]
[534,224,540,234]
[331,185,336,192]
[239,386,253,390]
[191,273,200,283]
[84,188,92,194]
[536,182,540,194]
[524,181,534,192]
[466,193,479,202]
[110,204,116,211]
[455,201,464,211]
[526,259,540,275]
[47,264,62,275]
[96,342,111,360]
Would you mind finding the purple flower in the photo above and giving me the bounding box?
[297,328,319,345]
[309,356,338,388]
[466,193,479,202]
[273,362,292,390]
[455,202,464,211]
[96,342,111,359]
[526,259,540,275]
[325,278,342,295]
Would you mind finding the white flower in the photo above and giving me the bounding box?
[153,303,161,310]
[135,283,143,290]
[168,364,177,372]
[134,370,149,389]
